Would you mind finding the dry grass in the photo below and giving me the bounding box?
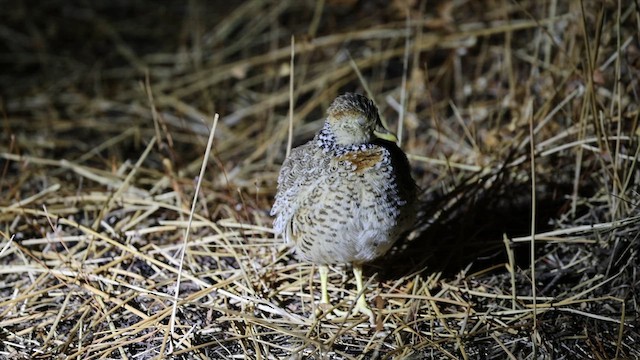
[1,0,639,359]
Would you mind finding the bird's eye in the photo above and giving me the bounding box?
[356,117,367,126]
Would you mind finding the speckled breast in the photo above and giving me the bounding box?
[290,145,415,265]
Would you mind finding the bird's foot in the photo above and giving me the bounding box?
[314,296,375,325]
[314,264,376,325]
[352,293,376,325]
[314,302,346,320]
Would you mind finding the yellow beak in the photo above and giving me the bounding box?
[374,123,398,143]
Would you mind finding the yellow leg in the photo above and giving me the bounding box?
[315,264,376,325]
[319,265,330,304]
[352,265,375,325]
[316,265,346,319]
[313,265,329,319]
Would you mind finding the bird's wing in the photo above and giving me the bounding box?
[271,143,326,236]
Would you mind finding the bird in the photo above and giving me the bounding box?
[271,92,417,323]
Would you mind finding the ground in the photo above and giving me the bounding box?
[1,1,639,359]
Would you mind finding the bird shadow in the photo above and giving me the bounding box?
[366,156,567,282]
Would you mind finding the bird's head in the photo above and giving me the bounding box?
[326,93,397,146]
